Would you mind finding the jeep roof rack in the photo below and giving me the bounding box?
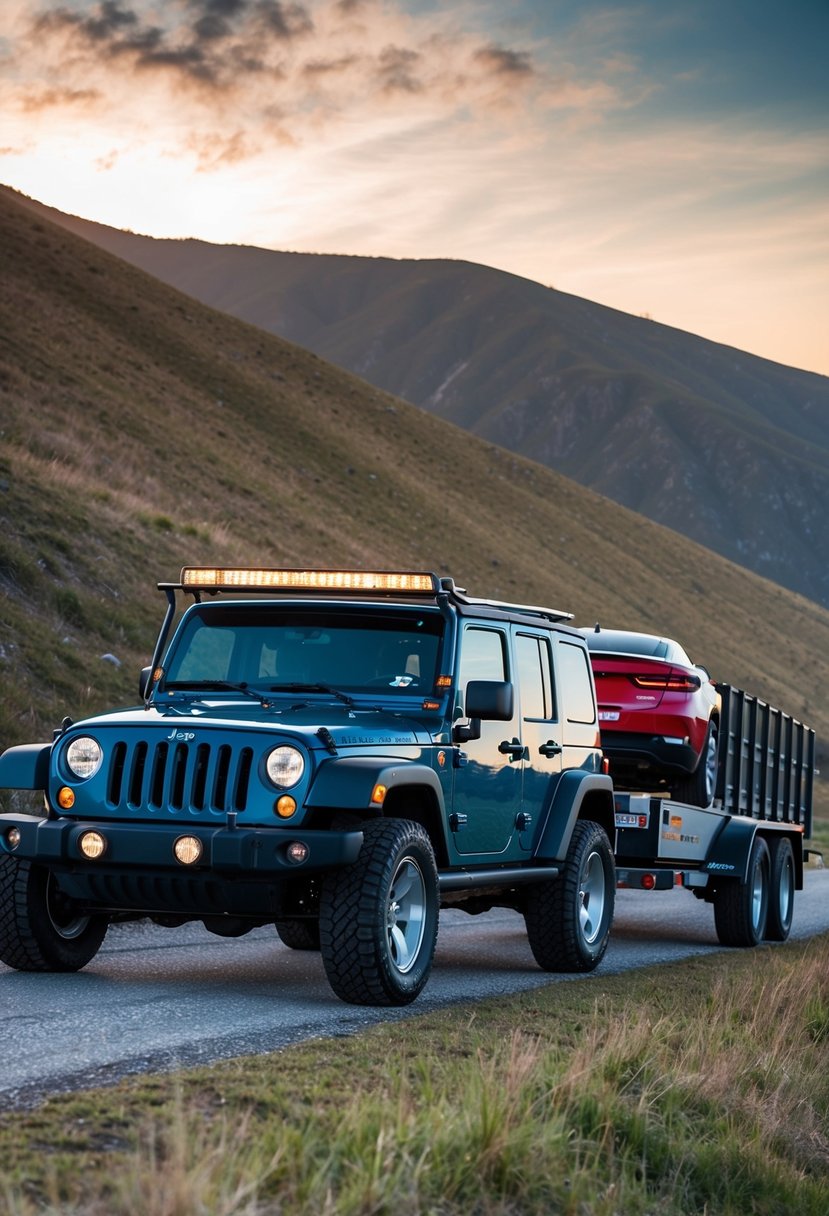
[439,577,574,623]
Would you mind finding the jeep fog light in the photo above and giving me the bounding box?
[6,828,20,850]
[65,736,103,780]
[79,830,107,860]
[174,835,203,865]
[286,841,309,864]
[265,745,305,789]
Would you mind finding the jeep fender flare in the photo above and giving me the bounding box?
[705,817,804,888]
[305,756,446,816]
[533,771,615,862]
[0,744,51,791]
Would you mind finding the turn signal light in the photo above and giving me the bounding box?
[57,787,75,810]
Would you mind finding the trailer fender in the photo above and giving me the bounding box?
[533,771,615,862]
[0,744,51,791]
[705,818,804,888]
[305,757,446,815]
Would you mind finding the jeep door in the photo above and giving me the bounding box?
[451,623,523,857]
[513,629,562,851]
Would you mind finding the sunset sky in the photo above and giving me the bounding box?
[2,0,827,375]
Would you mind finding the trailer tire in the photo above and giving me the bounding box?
[275,918,321,951]
[319,818,439,1006]
[671,720,718,808]
[765,837,795,942]
[524,820,615,972]
[0,855,108,971]
[713,834,769,947]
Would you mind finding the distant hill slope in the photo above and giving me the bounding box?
[0,186,826,815]
[6,185,828,609]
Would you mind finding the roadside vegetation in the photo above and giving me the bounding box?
[1,935,828,1214]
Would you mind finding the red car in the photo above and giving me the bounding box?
[579,627,720,807]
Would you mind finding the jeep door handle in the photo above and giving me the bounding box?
[498,737,526,760]
[539,739,562,757]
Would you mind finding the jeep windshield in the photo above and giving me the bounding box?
[161,605,444,699]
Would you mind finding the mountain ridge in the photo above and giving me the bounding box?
[7,185,825,607]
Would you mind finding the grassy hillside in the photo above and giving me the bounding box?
[0,187,826,816]
[8,185,828,609]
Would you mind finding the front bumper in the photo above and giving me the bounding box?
[0,813,364,877]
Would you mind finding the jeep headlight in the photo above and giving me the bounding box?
[65,736,103,780]
[265,745,305,789]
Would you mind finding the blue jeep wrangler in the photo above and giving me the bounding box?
[0,568,615,1005]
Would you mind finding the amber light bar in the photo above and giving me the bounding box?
[180,567,439,594]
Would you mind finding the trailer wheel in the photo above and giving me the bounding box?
[319,819,439,1006]
[524,820,615,972]
[0,855,108,971]
[713,834,769,947]
[765,837,795,942]
[672,720,718,807]
[275,918,321,951]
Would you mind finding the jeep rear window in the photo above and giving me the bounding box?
[163,606,444,695]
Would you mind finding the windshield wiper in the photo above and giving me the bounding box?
[267,682,356,707]
[166,680,274,707]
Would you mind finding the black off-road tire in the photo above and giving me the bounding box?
[0,854,108,971]
[524,820,615,972]
[275,918,321,951]
[713,834,770,947]
[765,836,795,942]
[671,720,718,808]
[319,818,439,1006]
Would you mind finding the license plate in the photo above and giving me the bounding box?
[615,813,642,828]
[599,710,620,722]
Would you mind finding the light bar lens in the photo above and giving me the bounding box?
[180,568,437,594]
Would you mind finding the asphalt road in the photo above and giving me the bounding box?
[2,867,827,1110]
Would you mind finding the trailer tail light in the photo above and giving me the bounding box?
[641,873,656,890]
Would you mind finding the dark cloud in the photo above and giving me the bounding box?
[302,55,359,78]
[30,0,314,88]
[254,1,314,39]
[34,1,138,43]
[377,45,422,94]
[473,44,534,78]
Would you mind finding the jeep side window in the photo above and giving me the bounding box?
[516,633,556,721]
[556,640,597,724]
[458,626,507,696]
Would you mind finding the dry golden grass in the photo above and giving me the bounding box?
[2,936,828,1214]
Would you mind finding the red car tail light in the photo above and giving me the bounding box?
[631,673,701,692]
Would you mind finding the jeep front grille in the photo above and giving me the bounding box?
[106,739,254,815]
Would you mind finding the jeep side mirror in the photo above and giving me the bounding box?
[139,666,152,698]
[466,680,514,720]
[453,680,514,743]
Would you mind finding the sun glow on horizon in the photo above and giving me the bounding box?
[1,0,827,376]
